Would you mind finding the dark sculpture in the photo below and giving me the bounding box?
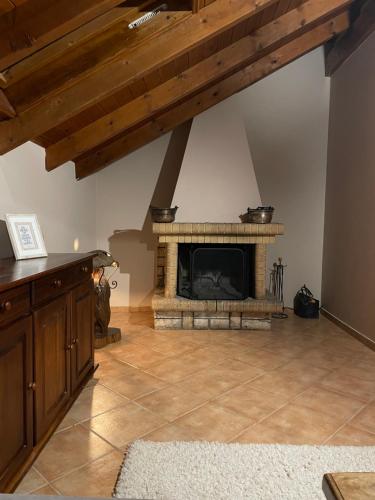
[90,250,121,348]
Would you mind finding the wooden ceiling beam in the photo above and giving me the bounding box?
[6,8,189,112]
[0,0,280,155]
[75,12,350,179]
[0,0,128,71]
[325,0,375,75]
[1,1,156,89]
[0,88,15,119]
[45,0,352,170]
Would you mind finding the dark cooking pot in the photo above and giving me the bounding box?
[150,206,178,223]
[239,206,274,224]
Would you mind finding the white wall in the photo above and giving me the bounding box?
[95,134,171,307]
[0,142,96,257]
[173,99,261,222]
[235,48,330,306]
[322,32,375,343]
[0,49,330,309]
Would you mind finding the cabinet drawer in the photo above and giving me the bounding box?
[32,268,71,306]
[0,285,30,326]
[32,259,93,306]
[71,259,93,288]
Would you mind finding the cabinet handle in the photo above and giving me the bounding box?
[52,279,62,288]
[0,300,12,312]
[65,344,73,351]
[28,382,36,391]
[81,265,89,273]
[72,338,79,345]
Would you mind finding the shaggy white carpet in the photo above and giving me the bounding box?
[114,440,375,500]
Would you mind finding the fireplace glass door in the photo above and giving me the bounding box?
[178,244,255,300]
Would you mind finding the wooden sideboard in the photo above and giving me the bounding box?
[0,254,95,493]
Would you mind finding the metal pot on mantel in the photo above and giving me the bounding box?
[240,206,274,224]
[150,206,178,223]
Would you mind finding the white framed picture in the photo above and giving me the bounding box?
[5,214,47,260]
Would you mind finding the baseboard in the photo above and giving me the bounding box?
[321,308,375,352]
[111,306,152,313]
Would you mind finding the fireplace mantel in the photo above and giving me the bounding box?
[152,222,284,330]
[153,222,284,243]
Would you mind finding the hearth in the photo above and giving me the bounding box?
[152,222,284,330]
[177,244,255,301]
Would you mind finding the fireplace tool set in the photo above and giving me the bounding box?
[270,257,288,319]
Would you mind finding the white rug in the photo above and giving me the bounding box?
[114,440,375,500]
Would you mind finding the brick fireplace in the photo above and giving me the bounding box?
[152,222,284,330]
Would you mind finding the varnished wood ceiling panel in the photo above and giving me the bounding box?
[75,12,349,179]
[0,0,358,176]
[35,0,308,147]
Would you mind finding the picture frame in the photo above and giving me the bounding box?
[5,214,47,260]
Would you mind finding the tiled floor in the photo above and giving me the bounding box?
[16,310,375,496]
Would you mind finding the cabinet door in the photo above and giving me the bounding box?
[71,281,94,393]
[34,295,70,443]
[0,317,33,491]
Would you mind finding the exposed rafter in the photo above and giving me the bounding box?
[45,0,351,170]
[0,0,129,70]
[0,0,280,154]
[0,0,359,178]
[75,12,350,179]
[0,1,157,89]
[0,88,15,118]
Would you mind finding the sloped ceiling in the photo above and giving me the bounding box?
[0,0,371,179]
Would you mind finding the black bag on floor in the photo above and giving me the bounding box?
[294,285,319,318]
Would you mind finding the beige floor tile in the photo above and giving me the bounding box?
[68,385,128,422]
[15,467,48,494]
[145,351,215,383]
[261,343,305,358]
[84,402,166,447]
[214,384,288,421]
[52,450,123,498]
[276,359,331,384]
[334,362,375,382]
[229,331,275,348]
[31,485,61,495]
[95,359,135,379]
[291,386,365,421]
[321,371,375,402]
[55,413,78,433]
[151,339,199,357]
[106,343,169,368]
[233,348,293,370]
[189,344,236,362]
[138,385,208,421]
[173,402,253,442]
[125,332,172,348]
[34,425,113,482]
[256,403,344,444]
[143,423,204,442]
[234,422,296,444]
[297,348,349,370]
[247,372,311,399]
[101,369,167,400]
[349,402,375,434]
[325,424,375,445]
[176,360,263,399]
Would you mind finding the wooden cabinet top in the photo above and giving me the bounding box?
[0,253,93,293]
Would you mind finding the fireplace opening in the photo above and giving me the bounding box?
[177,244,255,300]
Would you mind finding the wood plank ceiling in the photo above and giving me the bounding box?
[0,0,369,179]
